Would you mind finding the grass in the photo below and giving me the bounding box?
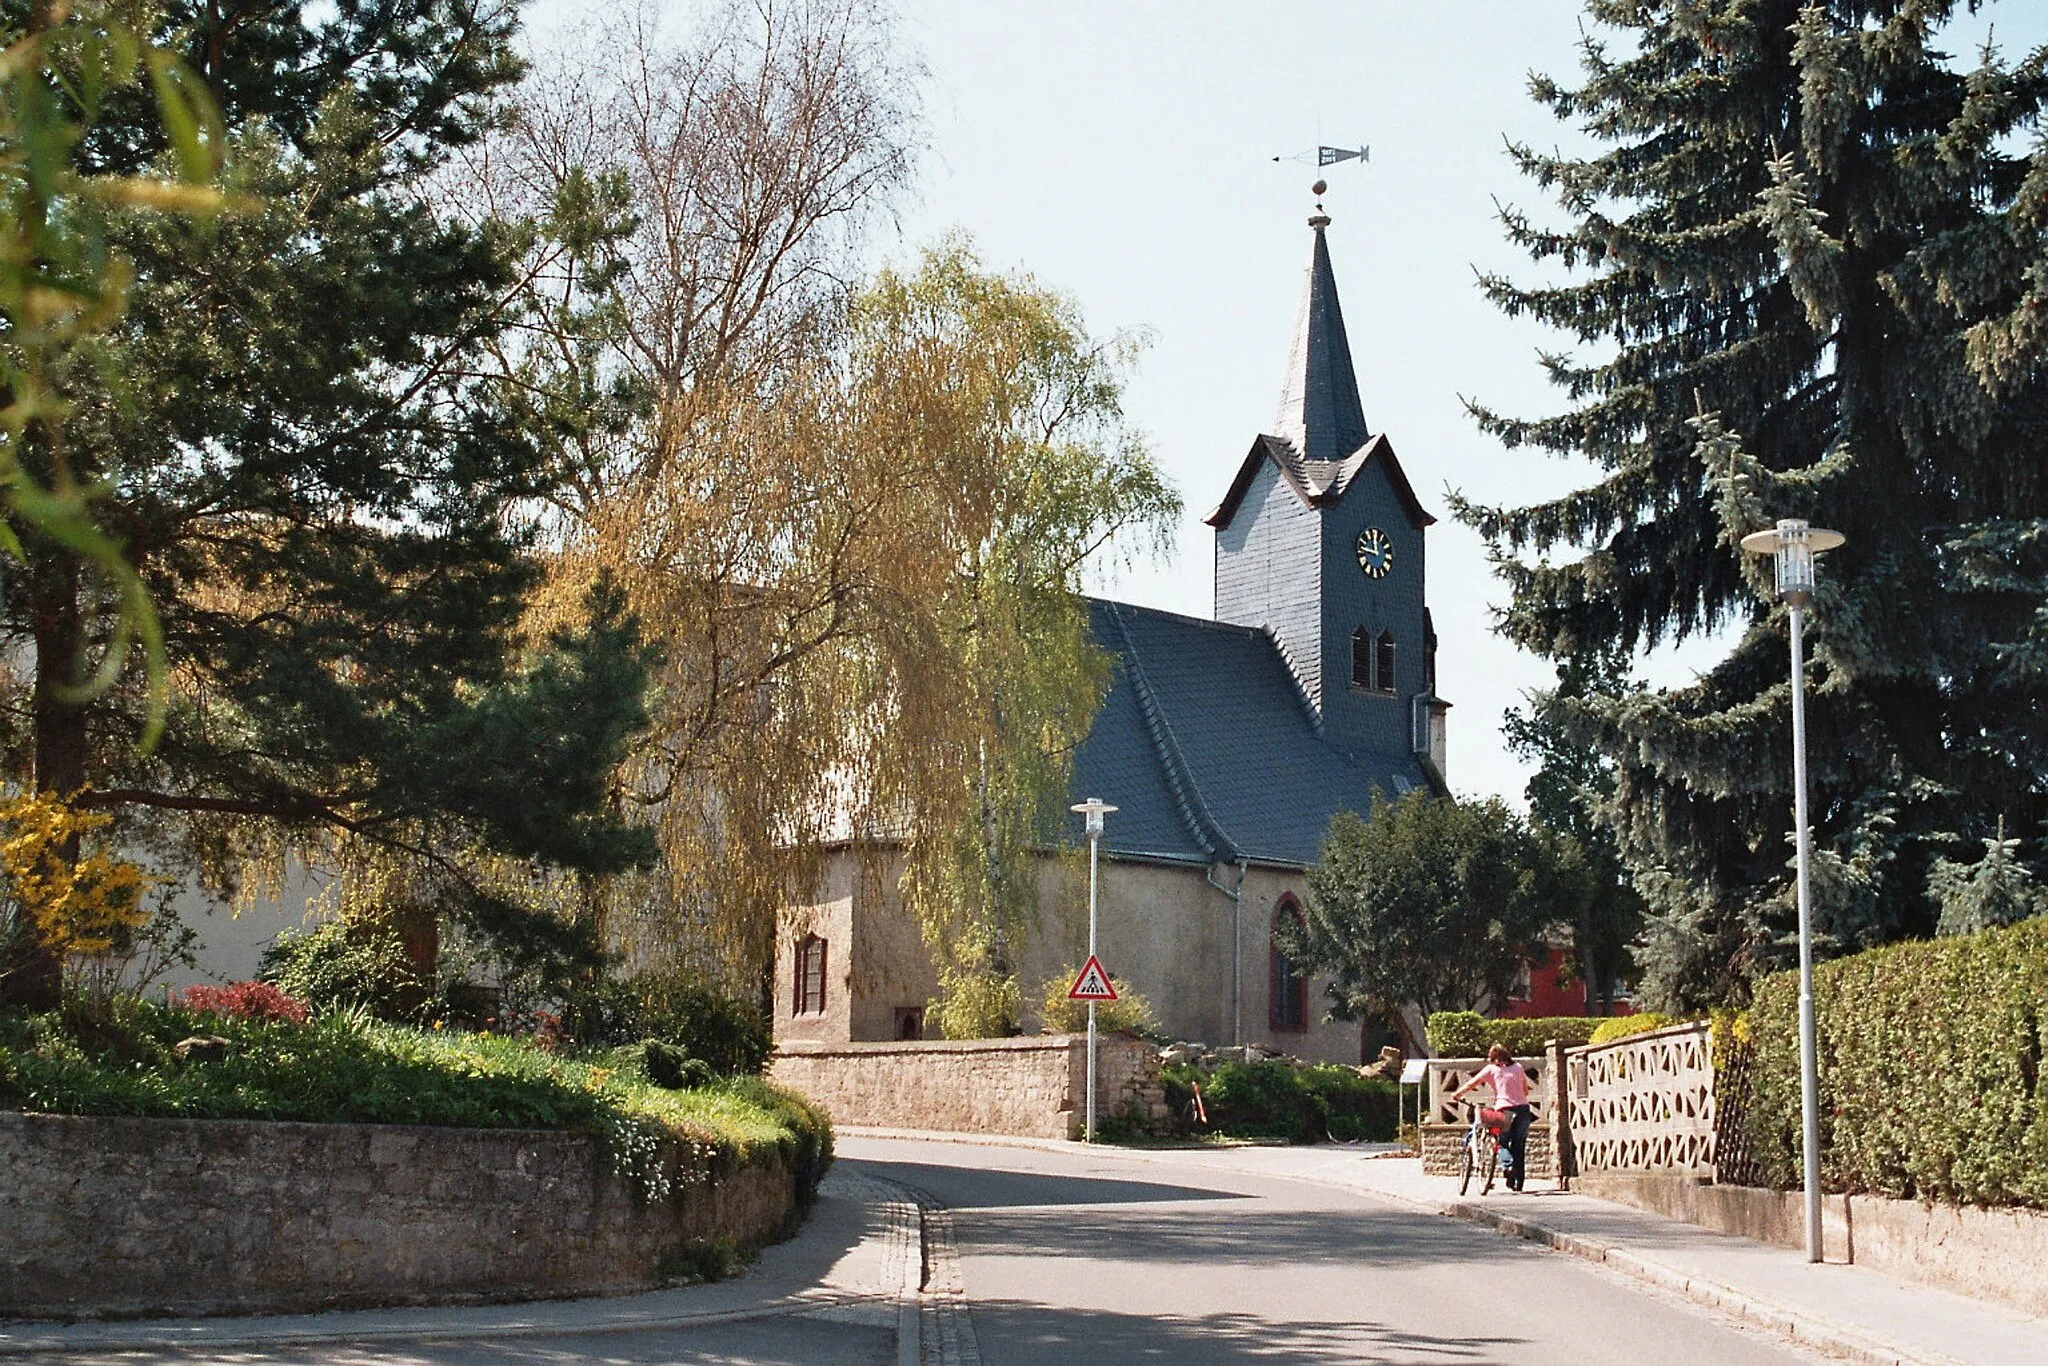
[0,997,831,1177]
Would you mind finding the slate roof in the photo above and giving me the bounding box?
[1203,431,1436,531]
[1272,219,1369,462]
[1064,598,1431,869]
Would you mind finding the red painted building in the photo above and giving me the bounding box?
[1496,945,1635,1019]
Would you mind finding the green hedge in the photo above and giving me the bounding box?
[1588,1011,1693,1045]
[1158,1060,1398,1143]
[1424,1012,1603,1056]
[1738,917,2048,1208]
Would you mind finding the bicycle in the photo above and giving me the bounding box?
[1457,1101,1511,1196]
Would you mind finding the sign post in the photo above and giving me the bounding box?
[1068,799,1117,1142]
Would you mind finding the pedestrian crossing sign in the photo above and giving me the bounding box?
[1067,955,1118,1001]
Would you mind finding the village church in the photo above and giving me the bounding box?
[774,200,1450,1064]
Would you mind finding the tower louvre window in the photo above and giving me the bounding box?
[1376,632,1397,694]
[1351,628,1372,688]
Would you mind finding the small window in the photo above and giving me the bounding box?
[1270,898,1308,1032]
[794,934,828,1016]
[1375,631,1397,694]
[1351,628,1372,688]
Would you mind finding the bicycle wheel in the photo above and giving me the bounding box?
[1457,1137,1475,1196]
[1479,1131,1499,1195]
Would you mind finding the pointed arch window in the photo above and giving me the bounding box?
[1270,897,1308,1033]
[794,934,828,1016]
[1351,628,1372,689]
[1376,631,1397,694]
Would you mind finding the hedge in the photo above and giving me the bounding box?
[1424,1011,1603,1057]
[1736,917,2048,1208]
[1157,1060,1398,1143]
[1588,1011,1693,1045]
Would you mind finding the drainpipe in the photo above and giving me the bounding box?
[1206,859,1249,1046]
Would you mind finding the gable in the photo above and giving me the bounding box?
[1205,432,1435,532]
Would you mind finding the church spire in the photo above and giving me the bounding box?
[1271,184,1369,462]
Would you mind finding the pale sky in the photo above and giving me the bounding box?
[525,1,2048,806]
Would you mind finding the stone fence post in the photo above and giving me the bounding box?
[1547,1037,1574,1190]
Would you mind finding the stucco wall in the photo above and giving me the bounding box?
[0,1112,801,1320]
[771,1034,1164,1140]
[774,850,1364,1064]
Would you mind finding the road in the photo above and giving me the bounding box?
[15,1135,1821,1365]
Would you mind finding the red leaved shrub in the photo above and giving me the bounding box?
[175,981,311,1026]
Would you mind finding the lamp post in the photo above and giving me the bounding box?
[1070,797,1116,1143]
[1740,517,1845,1264]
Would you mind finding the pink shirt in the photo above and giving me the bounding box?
[1474,1062,1529,1108]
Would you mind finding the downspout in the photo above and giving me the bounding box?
[1207,858,1249,1046]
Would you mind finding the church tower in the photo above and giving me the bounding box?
[1206,194,1448,781]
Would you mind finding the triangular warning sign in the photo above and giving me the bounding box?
[1067,955,1118,1001]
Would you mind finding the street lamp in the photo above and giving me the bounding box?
[1071,797,1117,1143]
[1739,517,1845,1264]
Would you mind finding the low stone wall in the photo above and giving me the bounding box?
[771,1033,1165,1140]
[1421,1121,1557,1181]
[0,1112,801,1321]
[1580,1172,2048,1320]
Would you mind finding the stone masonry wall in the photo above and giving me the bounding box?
[0,1112,798,1320]
[772,1033,1165,1140]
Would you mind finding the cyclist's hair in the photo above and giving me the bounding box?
[1487,1044,1511,1065]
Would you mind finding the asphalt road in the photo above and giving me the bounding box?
[17,1136,1823,1365]
[844,1135,1817,1366]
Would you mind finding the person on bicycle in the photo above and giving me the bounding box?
[1451,1044,1533,1192]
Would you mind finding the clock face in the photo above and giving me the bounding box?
[1356,527,1394,579]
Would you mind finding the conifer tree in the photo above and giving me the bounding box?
[1461,1,2048,1007]
[0,2,654,1009]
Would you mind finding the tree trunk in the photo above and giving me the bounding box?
[0,550,87,1012]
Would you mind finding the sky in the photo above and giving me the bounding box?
[526,0,2048,806]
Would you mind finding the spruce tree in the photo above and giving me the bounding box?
[1461,1,2048,1007]
[0,2,652,1009]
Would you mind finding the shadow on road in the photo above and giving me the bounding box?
[846,1159,1244,1210]
[962,1301,1517,1365]
[957,1201,1538,1270]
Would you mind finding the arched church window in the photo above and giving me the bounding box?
[1376,631,1397,694]
[1270,897,1308,1032]
[1350,628,1372,689]
[794,934,828,1016]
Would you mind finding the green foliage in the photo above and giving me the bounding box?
[619,1040,715,1092]
[1037,966,1162,1038]
[1424,1011,1602,1056]
[591,975,772,1076]
[1160,1060,1397,1144]
[0,995,829,1193]
[928,955,1021,1040]
[1460,1,2048,1009]
[1929,826,2045,937]
[1736,919,2048,1207]
[1587,1012,1691,1046]
[1293,792,1549,1023]
[259,919,426,1022]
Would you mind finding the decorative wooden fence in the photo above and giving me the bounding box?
[1564,1022,1716,1177]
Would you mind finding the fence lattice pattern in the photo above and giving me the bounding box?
[1565,1023,1715,1175]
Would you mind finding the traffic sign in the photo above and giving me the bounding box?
[1067,955,1118,1001]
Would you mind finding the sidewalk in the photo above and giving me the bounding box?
[0,1169,921,1361]
[1136,1144,2044,1366]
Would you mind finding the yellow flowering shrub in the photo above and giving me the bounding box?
[0,792,152,957]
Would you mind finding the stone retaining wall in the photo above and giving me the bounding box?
[1579,1172,2048,1320]
[771,1033,1165,1140]
[1420,1121,1557,1181]
[0,1112,800,1321]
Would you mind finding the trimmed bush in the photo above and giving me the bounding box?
[592,977,772,1077]
[1424,1011,1603,1056]
[1588,1011,1693,1045]
[260,918,426,1022]
[1736,917,2048,1208]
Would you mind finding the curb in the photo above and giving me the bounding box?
[1441,1202,1956,1366]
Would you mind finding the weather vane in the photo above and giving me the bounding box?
[1271,145,1369,168]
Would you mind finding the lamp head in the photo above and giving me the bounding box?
[1740,519,1845,605]
[1070,797,1117,836]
